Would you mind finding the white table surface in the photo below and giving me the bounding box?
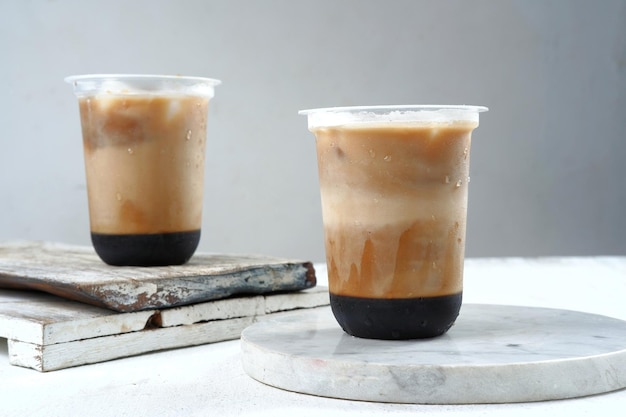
[1,256,625,417]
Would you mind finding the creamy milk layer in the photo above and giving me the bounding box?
[79,94,209,234]
[314,121,477,299]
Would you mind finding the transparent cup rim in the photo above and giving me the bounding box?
[299,105,488,128]
[299,104,488,115]
[64,74,222,86]
[64,74,221,98]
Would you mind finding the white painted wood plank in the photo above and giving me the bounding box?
[159,295,264,327]
[0,286,329,346]
[8,316,255,371]
[0,285,330,371]
[0,289,155,345]
[264,287,330,314]
[8,307,329,372]
[0,315,42,348]
[158,287,329,327]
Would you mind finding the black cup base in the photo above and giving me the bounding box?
[91,230,201,266]
[330,292,462,340]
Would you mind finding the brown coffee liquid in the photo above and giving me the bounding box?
[313,121,476,338]
[78,94,209,266]
[330,292,462,339]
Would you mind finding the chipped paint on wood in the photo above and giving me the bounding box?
[0,286,329,371]
[0,241,316,312]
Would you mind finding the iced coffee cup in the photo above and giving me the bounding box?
[300,105,487,339]
[66,74,220,266]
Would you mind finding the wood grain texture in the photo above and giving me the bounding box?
[0,241,316,312]
[0,286,329,371]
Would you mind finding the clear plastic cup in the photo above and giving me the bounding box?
[66,74,220,266]
[300,105,487,339]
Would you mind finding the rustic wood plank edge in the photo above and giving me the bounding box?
[0,241,318,312]
[3,289,329,372]
[8,307,330,372]
[0,286,328,345]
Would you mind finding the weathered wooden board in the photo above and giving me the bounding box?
[0,286,329,371]
[0,241,316,312]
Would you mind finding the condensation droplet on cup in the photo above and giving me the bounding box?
[456,180,462,188]
[383,155,392,162]
[369,149,376,158]
[463,147,469,159]
[127,148,134,155]
[116,192,122,201]
[432,261,438,269]
[445,175,450,184]
[431,214,437,221]
[467,176,471,183]
[186,130,192,141]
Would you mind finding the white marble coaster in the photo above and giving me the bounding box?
[241,304,626,404]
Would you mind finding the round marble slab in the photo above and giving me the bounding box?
[241,304,626,404]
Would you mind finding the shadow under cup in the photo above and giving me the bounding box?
[66,74,220,266]
[301,105,487,339]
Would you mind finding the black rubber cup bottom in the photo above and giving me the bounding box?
[91,230,201,266]
[330,292,462,340]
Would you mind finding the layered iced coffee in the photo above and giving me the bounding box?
[302,106,486,339]
[67,75,220,266]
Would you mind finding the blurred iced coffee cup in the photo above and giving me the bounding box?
[66,74,220,266]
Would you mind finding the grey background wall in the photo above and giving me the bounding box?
[1,0,625,262]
